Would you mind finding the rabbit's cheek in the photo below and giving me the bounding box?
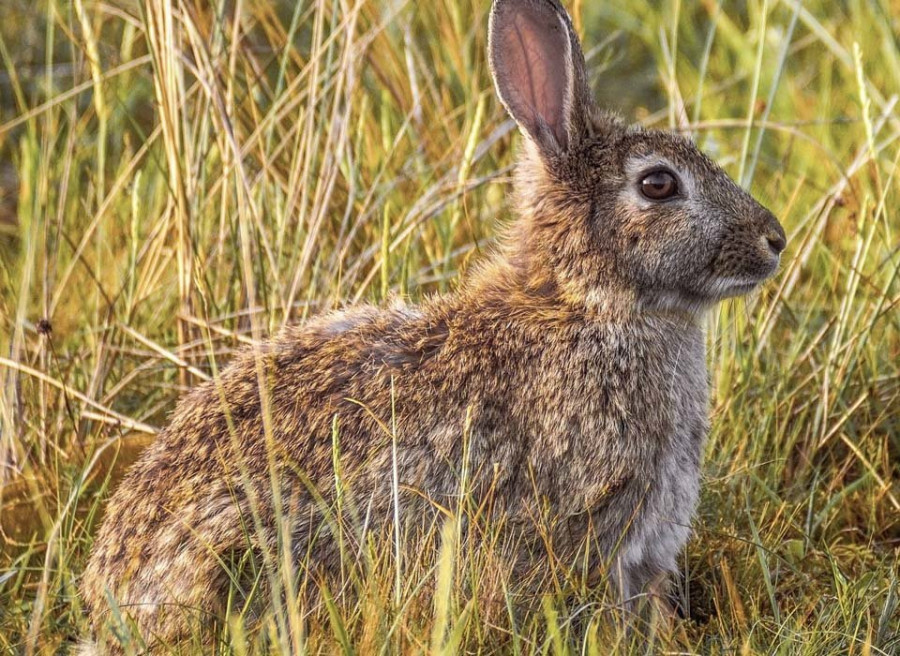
[640,216,710,284]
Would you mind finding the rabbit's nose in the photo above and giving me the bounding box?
[766,231,786,255]
[762,211,786,255]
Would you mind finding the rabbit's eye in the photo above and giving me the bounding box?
[640,170,679,200]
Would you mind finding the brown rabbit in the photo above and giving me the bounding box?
[80,0,786,651]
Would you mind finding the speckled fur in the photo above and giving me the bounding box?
[81,0,786,651]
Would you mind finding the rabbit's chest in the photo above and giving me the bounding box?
[610,330,709,576]
[618,412,707,575]
[537,326,707,493]
[531,323,708,566]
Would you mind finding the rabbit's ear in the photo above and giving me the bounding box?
[488,0,589,155]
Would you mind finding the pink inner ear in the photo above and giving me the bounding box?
[495,3,571,149]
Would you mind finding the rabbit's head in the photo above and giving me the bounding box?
[488,0,786,314]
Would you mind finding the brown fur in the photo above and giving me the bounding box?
[81,1,786,652]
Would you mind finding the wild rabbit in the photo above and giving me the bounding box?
[81,0,786,651]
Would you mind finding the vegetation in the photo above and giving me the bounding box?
[0,0,897,653]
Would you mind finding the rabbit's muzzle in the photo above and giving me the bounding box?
[708,207,786,296]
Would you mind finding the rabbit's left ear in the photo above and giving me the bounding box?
[488,0,590,156]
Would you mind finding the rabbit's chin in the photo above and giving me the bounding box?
[638,277,766,314]
[705,276,768,301]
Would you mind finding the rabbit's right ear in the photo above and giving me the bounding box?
[488,0,589,156]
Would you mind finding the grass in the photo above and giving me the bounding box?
[0,0,898,653]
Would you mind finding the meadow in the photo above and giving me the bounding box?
[0,0,898,653]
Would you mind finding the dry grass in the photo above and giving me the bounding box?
[0,0,898,653]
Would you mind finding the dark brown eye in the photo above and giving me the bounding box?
[640,170,679,200]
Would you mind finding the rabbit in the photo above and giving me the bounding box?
[80,0,787,652]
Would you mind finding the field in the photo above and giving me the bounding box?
[1,0,898,653]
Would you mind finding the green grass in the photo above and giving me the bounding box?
[1,0,898,653]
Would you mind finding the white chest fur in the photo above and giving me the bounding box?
[616,324,709,595]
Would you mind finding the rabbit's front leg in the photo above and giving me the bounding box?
[623,559,681,619]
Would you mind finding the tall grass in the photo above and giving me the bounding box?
[0,0,898,653]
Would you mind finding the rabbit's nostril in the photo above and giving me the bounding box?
[766,232,786,255]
